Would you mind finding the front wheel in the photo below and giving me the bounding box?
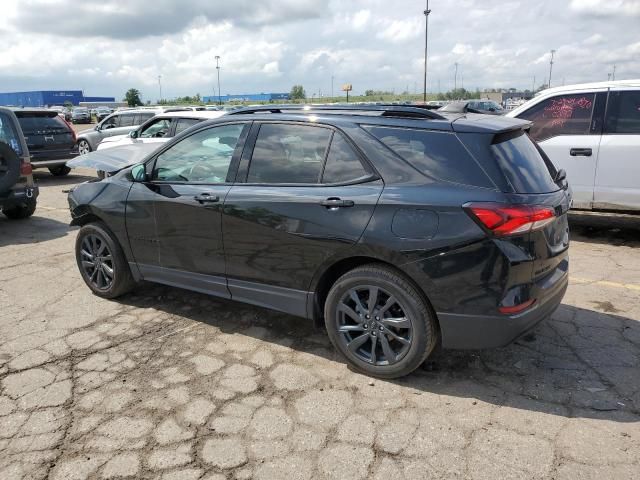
[324,264,437,378]
[75,222,136,298]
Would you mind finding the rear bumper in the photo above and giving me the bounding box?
[438,269,568,349]
[0,185,39,207]
[30,149,79,167]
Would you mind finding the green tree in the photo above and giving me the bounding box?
[124,88,143,107]
[289,85,306,100]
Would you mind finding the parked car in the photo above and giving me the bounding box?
[0,107,38,218]
[95,106,112,122]
[50,106,72,121]
[75,108,162,155]
[72,107,91,124]
[68,104,570,378]
[508,79,640,211]
[439,100,505,115]
[96,110,226,151]
[12,108,78,176]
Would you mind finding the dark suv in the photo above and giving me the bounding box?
[12,108,78,176]
[0,107,38,219]
[68,105,570,378]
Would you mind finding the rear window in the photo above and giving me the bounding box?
[16,113,69,134]
[490,131,559,193]
[363,125,494,188]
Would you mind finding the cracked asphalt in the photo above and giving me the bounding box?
[1,169,639,479]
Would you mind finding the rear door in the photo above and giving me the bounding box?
[593,88,640,210]
[515,90,606,209]
[222,122,383,316]
[15,111,74,160]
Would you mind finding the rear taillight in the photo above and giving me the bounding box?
[465,203,555,236]
[499,299,536,315]
[20,161,32,176]
[63,117,77,142]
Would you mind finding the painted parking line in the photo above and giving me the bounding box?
[570,276,640,292]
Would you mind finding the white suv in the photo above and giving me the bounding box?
[507,80,640,211]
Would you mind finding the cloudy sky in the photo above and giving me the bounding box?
[1,0,639,102]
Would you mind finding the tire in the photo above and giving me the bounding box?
[78,140,91,155]
[49,165,71,176]
[3,197,36,220]
[324,264,437,378]
[75,222,136,299]
[0,142,21,194]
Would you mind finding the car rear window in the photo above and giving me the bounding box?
[490,131,559,193]
[15,113,69,134]
[363,125,495,188]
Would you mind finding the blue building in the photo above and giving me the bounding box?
[203,92,289,103]
[0,90,115,107]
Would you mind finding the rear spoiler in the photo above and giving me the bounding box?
[450,115,532,134]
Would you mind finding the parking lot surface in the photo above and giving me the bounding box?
[1,170,639,480]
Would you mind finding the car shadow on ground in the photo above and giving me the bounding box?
[115,283,640,424]
[569,211,640,248]
[33,171,96,187]
[0,214,70,246]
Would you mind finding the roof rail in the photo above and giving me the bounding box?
[227,104,446,120]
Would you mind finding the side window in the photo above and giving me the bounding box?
[247,124,332,184]
[517,93,596,141]
[0,113,22,155]
[322,132,369,184]
[119,114,136,127]
[153,123,245,183]
[605,90,640,134]
[364,126,494,188]
[175,118,202,135]
[140,118,172,138]
[102,114,119,129]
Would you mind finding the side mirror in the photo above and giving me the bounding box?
[129,130,138,138]
[131,163,147,182]
[555,168,567,184]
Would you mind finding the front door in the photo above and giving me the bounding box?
[222,122,383,316]
[594,89,640,210]
[129,122,249,297]
[517,91,606,209]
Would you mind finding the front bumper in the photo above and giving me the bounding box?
[437,268,568,349]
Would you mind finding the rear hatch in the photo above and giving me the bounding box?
[15,111,76,161]
[458,126,570,288]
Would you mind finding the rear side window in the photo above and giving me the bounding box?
[16,113,69,134]
[491,132,559,193]
[247,124,332,184]
[321,132,369,184]
[517,93,595,141]
[175,118,201,135]
[605,90,640,134]
[363,126,494,188]
[119,114,136,127]
[134,113,154,124]
[0,113,22,154]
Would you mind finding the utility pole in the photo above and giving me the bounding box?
[331,75,334,101]
[423,0,431,102]
[215,56,221,105]
[158,75,162,103]
[612,64,616,81]
[454,62,458,91]
[608,73,612,81]
[532,75,536,92]
[548,49,556,88]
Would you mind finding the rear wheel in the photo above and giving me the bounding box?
[324,264,437,378]
[78,140,91,155]
[49,165,71,176]
[3,198,36,220]
[75,222,136,298]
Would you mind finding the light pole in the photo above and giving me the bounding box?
[454,62,458,91]
[612,64,616,81]
[158,75,162,103]
[331,75,334,101]
[548,49,556,88]
[423,0,431,102]
[215,56,221,105]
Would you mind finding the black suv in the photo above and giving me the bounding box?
[68,105,570,378]
[12,108,78,176]
[0,107,38,219]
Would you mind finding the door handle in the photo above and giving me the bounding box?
[194,193,220,204]
[570,148,592,157]
[320,197,355,208]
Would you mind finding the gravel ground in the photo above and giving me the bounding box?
[0,169,639,479]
